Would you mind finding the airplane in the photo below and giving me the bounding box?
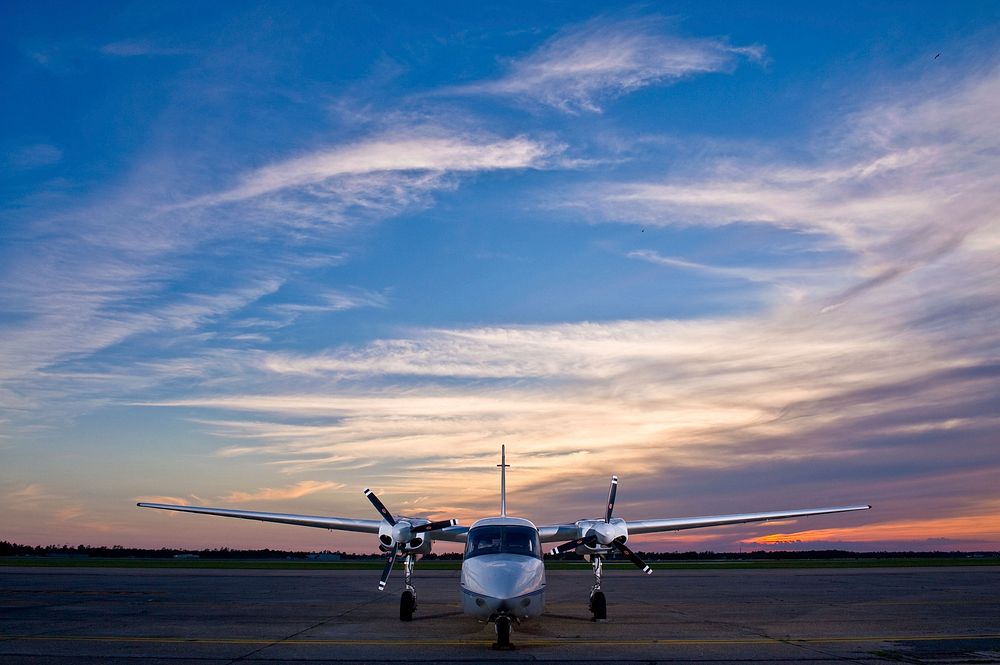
[138,445,871,649]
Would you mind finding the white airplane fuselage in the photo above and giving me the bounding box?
[459,516,546,619]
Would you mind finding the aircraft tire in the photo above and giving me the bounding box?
[493,615,513,650]
[590,591,607,621]
[399,589,415,621]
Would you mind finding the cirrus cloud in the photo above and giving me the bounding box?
[449,16,764,113]
[220,480,344,504]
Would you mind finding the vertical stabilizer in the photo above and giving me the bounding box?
[498,444,509,516]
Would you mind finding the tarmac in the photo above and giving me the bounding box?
[1,565,998,664]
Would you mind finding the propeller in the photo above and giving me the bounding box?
[410,519,457,533]
[364,488,396,526]
[363,488,458,590]
[605,475,618,523]
[611,537,652,575]
[379,543,398,591]
[550,536,594,555]
[548,476,652,575]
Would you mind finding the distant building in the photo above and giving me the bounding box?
[307,553,341,561]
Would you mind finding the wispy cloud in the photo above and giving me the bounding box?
[6,12,999,553]
[626,249,823,289]
[220,480,344,503]
[0,275,282,406]
[569,65,1000,314]
[267,288,388,316]
[0,127,553,426]
[6,483,56,503]
[134,64,1000,543]
[451,17,763,113]
[135,495,191,506]
[139,304,960,522]
[184,132,556,209]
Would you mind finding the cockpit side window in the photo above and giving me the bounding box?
[465,525,540,559]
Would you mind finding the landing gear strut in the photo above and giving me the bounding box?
[399,553,416,621]
[589,553,607,621]
[492,614,515,650]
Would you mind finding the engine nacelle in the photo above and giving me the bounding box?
[402,533,432,556]
[574,517,628,550]
[376,518,434,555]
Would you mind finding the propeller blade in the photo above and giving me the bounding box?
[410,519,458,533]
[549,535,597,555]
[605,475,618,523]
[363,488,396,526]
[611,538,651,575]
[378,546,398,591]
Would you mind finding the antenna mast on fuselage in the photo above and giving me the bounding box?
[498,444,509,516]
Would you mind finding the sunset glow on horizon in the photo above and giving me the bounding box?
[3,2,1000,553]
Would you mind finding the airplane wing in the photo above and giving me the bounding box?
[137,502,382,534]
[423,525,470,542]
[624,504,871,535]
[538,504,870,542]
[137,502,471,541]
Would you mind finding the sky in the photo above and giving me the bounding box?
[3,1,1000,554]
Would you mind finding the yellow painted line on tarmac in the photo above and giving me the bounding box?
[5,634,1000,646]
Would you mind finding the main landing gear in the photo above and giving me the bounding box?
[589,554,608,622]
[399,553,416,621]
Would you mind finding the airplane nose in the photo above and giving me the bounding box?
[474,563,530,599]
[461,555,545,605]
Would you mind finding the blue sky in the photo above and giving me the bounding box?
[3,1,1000,552]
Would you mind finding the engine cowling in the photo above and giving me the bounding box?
[376,518,433,555]
[573,517,628,550]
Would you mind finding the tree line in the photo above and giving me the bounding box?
[2,541,995,560]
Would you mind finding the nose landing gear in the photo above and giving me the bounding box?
[491,614,515,650]
[399,553,416,621]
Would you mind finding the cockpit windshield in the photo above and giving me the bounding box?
[465,525,541,559]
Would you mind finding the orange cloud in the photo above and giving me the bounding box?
[135,495,190,506]
[745,512,1000,545]
[220,480,343,503]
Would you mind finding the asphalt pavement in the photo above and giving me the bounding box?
[1,565,998,663]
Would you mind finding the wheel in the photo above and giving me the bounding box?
[590,590,607,621]
[399,589,415,621]
[492,615,513,650]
